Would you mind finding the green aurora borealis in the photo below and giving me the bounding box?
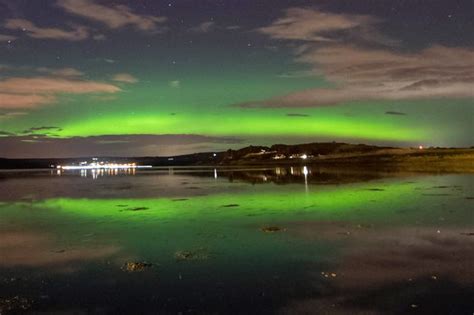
[0,1,473,157]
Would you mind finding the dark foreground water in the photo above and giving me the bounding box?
[0,167,473,314]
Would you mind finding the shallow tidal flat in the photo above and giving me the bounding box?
[0,167,473,314]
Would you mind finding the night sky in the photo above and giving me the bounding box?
[0,0,473,158]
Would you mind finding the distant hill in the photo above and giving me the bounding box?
[220,142,391,162]
[1,142,473,172]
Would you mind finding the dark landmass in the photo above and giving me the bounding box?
[1,142,473,172]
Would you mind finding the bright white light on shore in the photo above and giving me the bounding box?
[303,166,309,192]
[419,145,424,150]
[303,166,309,176]
[301,154,308,160]
[59,163,152,170]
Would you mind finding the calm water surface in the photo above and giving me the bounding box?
[0,167,473,314]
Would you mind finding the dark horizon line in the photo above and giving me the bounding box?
[1,141,472,160]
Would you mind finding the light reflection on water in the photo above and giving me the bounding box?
[54,165,312,178]
[0,167,473,314]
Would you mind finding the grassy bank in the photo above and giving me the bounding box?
[225,148,474,173]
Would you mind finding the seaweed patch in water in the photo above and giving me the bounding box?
[261,226,286,233]
[127,207,150,211]
[174,248,209,261]
[121,262,154,272]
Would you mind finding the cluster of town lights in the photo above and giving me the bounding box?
[57,162,152,170]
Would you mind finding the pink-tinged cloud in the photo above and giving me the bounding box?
[0,77,120,94]
[242,8,474,108]
[0,77,121,109]
[0,93,55,109]
[36,67,84,77]
[5,18,89,41]
[0,34,16,42]
[258,8,379,42]
[57,0,167,32]
[112,73,139,83]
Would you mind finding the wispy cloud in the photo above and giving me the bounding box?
[4,0,167,42]
[5,19,89,41]
[112,73,138,83]
[189,21,242,33]
[0,76,121,109]
[36,67,84,77]
[0,34,15,42]
[189,21,215,33]
[57,0,167,32]
[258,8,381,43]
[240,8,474,108]
[240,45,474,108]
[0,76,120,94]
[1,65,85,78]
[0,93,56,109]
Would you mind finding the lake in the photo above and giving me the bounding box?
[1,167,473,314]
